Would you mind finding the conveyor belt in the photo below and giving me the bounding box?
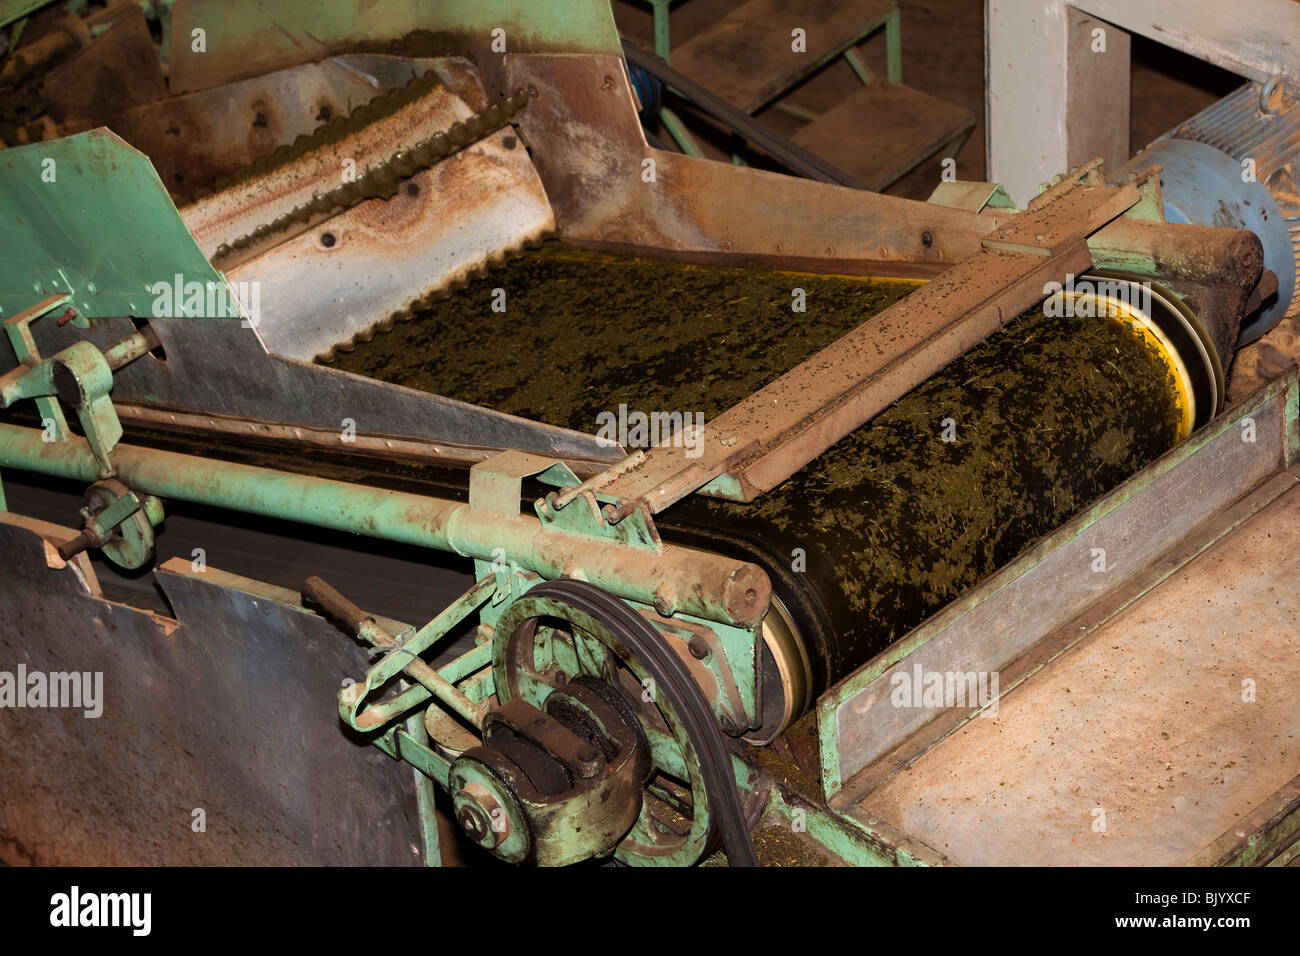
[21,247,1185,734]
[667,310,1181,691]
[326,245,919,427]
[332,247,1184,693]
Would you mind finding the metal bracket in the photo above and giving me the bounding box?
[305,573,496,740]
[1,293,72,442]
[56,478,164,570]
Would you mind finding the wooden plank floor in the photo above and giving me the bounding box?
[791,82,973,191]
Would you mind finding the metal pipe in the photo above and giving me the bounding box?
[103,327,162,371]
[0,424,770,627]
[355,619,487,727]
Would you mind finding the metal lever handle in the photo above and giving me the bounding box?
[56,530,96,562]
[303,575,374,635]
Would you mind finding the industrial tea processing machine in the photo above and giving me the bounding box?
[1,0,1298,866]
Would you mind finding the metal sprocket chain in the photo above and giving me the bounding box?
[206,74,532,265]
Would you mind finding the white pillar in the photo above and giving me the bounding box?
[986,0,1130,206]
[988,0,1300,207]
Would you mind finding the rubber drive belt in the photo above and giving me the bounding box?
[529,579,759,868]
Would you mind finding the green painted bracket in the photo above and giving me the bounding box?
[468,450,583,603]
[2,307,124,475]
[0,0,44,31]
[339,575,497,732]
[926,180,1018,214]
[645,608,761,733]
[86,488,142,538]
[0,129,233,321]
[53,339,121,475]
[0,295,69,441]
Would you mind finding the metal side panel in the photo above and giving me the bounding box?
[819,367,1300,800]
[0,126,616,463]
[10,310,621,462]
[852,468,1300,865]
[0,518,424,865]
[0,129,227,321]
[230,125,555,363]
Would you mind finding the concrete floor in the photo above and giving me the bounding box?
[861,478,1300,865]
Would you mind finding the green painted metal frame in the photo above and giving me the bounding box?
[341,576,499,734]
[2,294,71,442]
[753,784,919,866]
[0,424,769,630]
[0,0,43,30]
[0,121,773,865]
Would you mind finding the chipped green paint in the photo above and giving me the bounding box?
[0,130,232,321]
[0,424,763,628]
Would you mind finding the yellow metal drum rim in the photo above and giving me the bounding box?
[1053,288,1196,442]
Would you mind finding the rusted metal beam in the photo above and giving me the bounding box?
[490,52,998,269]
[112,403,618,477]
[1089,217,1264,285]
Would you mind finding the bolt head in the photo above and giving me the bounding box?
[454,783,509,849]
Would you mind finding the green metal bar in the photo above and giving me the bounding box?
[647,0,672,61]
[885,7,902,85]
[0,1,42,31]
[440,640,492,683]
[396,729,451,789]
[843,46,874,86]
[406,709,443,867]
[772,100,822,123]
[2,293,70,441]
[659,105,702,157]
[352,680,438,730]
[368,640,492,733]
[373,726,451,789]
[355,607,490,727]
[0,425,768,628]
[758,788,895,866]
[1269,837,1300,867]
[457,663,496,706]
[366,577,496,690]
